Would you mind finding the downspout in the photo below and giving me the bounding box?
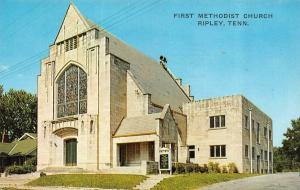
[97,45,100,170]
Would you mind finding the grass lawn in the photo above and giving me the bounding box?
[0,188,29,190]
[27,174,146,189]
[152,173,257,190]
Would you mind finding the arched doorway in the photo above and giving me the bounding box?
[65,138,77,166]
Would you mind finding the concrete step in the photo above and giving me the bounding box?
[39,167,88,173]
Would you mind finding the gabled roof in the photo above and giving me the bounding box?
[18,133,37,141]
[0,133,37,157]
[128,59,191,112]
[54,3,96,43]
[9,138,37,156]
[113,113,160,137]
[55,4,191,111]
[113,105,174,137]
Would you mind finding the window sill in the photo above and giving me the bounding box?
[209,127,227,130]
[209,157,227,159]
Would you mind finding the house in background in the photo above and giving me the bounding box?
[37,3,273,174]
[0,133,37,172]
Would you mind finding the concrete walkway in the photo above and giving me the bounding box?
[200,172,300,190]
[134,174,171,190]
[0,172,39,188]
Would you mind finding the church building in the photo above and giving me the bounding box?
[37,4,273,174]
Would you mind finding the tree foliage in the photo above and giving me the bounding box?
[274,117,300,172]
[282,117,300,162]
[0,85,37,142]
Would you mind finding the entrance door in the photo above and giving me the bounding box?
[119,144,126,166]
[65,139,77,166]
[257,155,260,173]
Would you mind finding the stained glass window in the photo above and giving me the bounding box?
[57,65,87,118]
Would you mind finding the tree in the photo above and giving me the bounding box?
[273,146,291,172]
[273,117,300,172]
[282,118,300,163]
[0,85,3,96]
[0,86,37,142]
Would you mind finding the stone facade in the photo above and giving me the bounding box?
[37,4,273,174]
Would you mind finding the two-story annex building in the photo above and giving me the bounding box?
[37,4,273,174]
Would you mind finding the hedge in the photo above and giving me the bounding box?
[172,162,238,174]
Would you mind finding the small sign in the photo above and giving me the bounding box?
[160,154,169,169]
[159,147,172,174]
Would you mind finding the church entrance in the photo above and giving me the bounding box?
[119,142,155,166]
[65,138,77,166]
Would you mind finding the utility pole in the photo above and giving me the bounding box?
[249,108,253,174]
[267,121,270,174]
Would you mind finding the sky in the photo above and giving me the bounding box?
[0,0,299,146]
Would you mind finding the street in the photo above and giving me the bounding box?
[200,172,300,190]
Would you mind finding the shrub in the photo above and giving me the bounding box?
[221,165,228,173]
[172,162,200,174]
[185,164,194,173]
[25,156,37,166]
[194,164,201,173]
[208,162,221,173]
[4,163,36,175]
[23,164,36,173]
[5,165,26,175]
[201,164,208,173]
[228,162,238,173]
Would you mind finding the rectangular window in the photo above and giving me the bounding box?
[269,130,272,140]
[260,149,263,157]
[210,116,214,128]
[221,115,225,127]
[65,39,69,51]
[210,145,226,158]
[264,127,267,137]
[210,146,214,157]
[245,115,249,129]
[257,122,260,144]
[95,29,99,39]
[269,152,272,161]
[209,115,226,129]
[216,145,220,157]
[245,145,249,157]
[64,36,79,52]
[251,119,254,131]
[264,150,268,161]
[70,38,73,50]
[73,36,77,49]
[215,116,220,128]
[252,147,255,159]
[188,145,195,159]
[221,145,226,157]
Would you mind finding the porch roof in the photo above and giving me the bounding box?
[113,113,161,137]
[9,138,37,156]
[0,142,15,155]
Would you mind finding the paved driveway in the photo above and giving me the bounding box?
[200,172,300,190]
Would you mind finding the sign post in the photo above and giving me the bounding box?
[159,147,172,174]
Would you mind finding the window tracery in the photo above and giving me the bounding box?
[57,65,87,117]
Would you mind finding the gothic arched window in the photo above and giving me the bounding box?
[57,65,87,118]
